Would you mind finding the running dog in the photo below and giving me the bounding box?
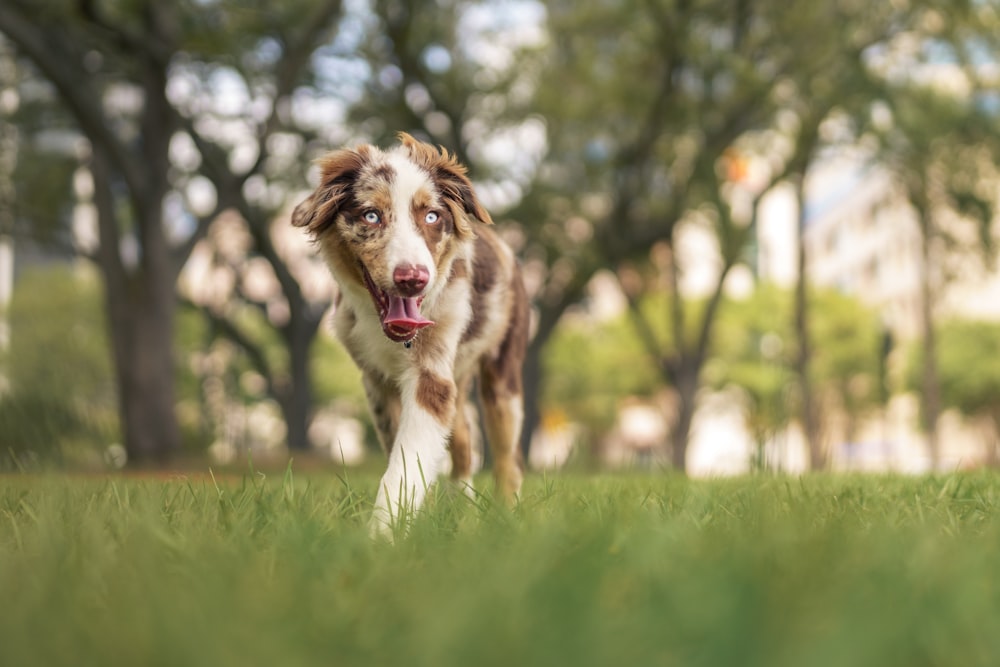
[292,133,529,537]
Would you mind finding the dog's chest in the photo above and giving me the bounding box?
[334,296,412,377]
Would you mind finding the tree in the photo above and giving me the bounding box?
[783,49,888,470]
[808,290,885,447]
[712,286,884,470]
[167,2,354,454]
[907,320,1000,466]
[1,0,188,463]
[0,36,81,251]
[0,0,347,462]
[870,13,1000,467]
[541,306,660,456]
[521,0,907,471]
[710,287,795,470]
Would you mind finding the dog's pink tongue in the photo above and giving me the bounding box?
[383,296,434,331]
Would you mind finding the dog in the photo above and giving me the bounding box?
[292,133,529,537]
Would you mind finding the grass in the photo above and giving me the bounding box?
[2,469,1000,667]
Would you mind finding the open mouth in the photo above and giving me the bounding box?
[360,263,435,343]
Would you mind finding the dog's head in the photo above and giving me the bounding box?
[292,133,492,343]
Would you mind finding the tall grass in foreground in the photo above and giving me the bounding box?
[1,471,999,667]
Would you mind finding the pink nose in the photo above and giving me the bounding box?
[393,264,430,296]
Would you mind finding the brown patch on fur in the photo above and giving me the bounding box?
[471,233,499,293]
[480,270,530,399]
[370,189,395,215]
[352,186,393,228]
[448,379,473,480]
[478,269,528,503]
[411,186,435,212]
[292,146,372,236]
[397,132,492,238]
[462,234,500,343]
[450,257,469,281]
[411,188,452,254]
[480,393,525,502]
[416,370,454,424]
[462,292,486,344]
[320,231,367,289]
[371,163,395,185]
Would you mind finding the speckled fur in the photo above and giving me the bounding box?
[292,133,529,538]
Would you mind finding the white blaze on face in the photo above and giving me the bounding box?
[384,152,436,291]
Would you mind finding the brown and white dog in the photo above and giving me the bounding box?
[292,133,529,537]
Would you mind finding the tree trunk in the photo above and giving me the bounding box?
[519,336,544,459]
[792,174,824,470]
[281,319,316,451]
[518,275,592,460]
[108,278,180,464]
[987,414,1000,468]
[669,362,699,472]
[916,206,941,469]
[91,148,180,465]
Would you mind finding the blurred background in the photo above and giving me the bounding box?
[1,0,998,475]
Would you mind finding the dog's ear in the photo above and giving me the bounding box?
[398,132,492,236]
[291,146,372,236]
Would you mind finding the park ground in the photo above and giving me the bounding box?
[2,469,999,667]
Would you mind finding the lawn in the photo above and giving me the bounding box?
[2,470,999,667]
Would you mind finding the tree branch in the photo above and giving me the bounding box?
[0,2,148,205]
[76,0,173,68]
[622,285,669,380]
[379,0,472,165]
[89,147,129,288]
[241,0,345,181]
[181,296,278,399]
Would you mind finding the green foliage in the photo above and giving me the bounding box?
[711,286,884,447]
[873,28,1000,268]
[0,267,255,463]
[311,334,366,410]
[810,290,885,410]
[4,268,111,401]
[0,267,118,466]
[711,286,796,445]
[542,284,883,450]
[9,145,77,245]
[542,314,659,439]
[0,394,88,466]
[2,473,1000,666]
[907,319,1000,428]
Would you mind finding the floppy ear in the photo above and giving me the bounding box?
[291,146,372,237]
[398,132,492,236]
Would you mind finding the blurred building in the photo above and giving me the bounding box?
[753,150,1000,472]
[759,154,1000,338]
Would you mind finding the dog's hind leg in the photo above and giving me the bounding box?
[479,380,524,503]
[447,379,478,499]
[479,279,529,503]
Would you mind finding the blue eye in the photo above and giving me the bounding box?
[424,211,439,225]
[363,210,381,225]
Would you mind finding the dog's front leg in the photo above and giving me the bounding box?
[370,367,456,539]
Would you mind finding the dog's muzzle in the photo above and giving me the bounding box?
[360,263,435,343]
